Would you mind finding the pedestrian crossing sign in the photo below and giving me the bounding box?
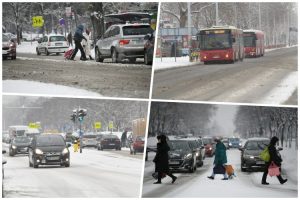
[109,121,113,129]
[32,16,44,27]
[94,122,101,129]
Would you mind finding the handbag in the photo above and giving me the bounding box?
[268,161,280,177]
[213,165,226,174]
[259,147,270,162]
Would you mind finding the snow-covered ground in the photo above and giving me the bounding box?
[142,140,297,198]
[3,80,102,97]
[2,144,143,197]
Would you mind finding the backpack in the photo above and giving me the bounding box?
[259,146,270,162]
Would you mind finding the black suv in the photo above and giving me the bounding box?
[168,140,197,173]
[28,134,71,168]
[9,136,31,156]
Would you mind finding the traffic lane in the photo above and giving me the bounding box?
[142,152,214,197]
[3,146,142,198]
[2,58,151,98]
[152,47,297,103]
[17,53,146,65]
[82,146,144,160]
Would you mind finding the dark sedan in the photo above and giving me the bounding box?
[9,136,31,156]
[168,140,197,173]
[28,134,71,168]
[240,138,270,172]
[2,34,16,60]
[97,134,121,150]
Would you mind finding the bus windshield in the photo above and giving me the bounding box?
[200,33,232,50]
[244,35,256,47]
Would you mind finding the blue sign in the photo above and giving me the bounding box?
[59,18,65,26]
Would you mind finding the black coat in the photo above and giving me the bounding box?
[268,145,282,166]
[153,142,170,173]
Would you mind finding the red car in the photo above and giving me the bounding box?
[202,137,215,157]
[2,34,16,60]
[130,136,145,155]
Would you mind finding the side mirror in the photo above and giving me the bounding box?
[67,143,71,148]
[2,150,6,154]
[238,147,244,151]
[10,39,15,43]
[200,145,205,149]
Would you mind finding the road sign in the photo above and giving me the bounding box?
[59,18,65,26]
[32,16,44,27]
[94,122,101,129]
[28,123,38,129]
[109,121,113,129]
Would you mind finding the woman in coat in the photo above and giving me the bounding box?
[207,138,228,180]
[261,136,288,185]
[153,135,177,184]
[82,29,94,60]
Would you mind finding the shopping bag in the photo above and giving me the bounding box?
[225,165,234,176]
[268,161,280,177]
[213,165,225,174]
[259,147,270,162]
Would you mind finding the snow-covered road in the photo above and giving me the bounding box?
[2,145,143,198]
[142,149,297,198]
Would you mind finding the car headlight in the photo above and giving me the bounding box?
[35,149,43,155]
[244,155,255,159]
[196,152,200,157]
[184,153,192,159]
[12,145,17,149]
[62,148,69,154]
[209,147,212,150]
[229,143,232,146]
[239,143,242,146]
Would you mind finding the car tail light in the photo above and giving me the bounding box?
[48,42,51,46]
[119,40,130,45]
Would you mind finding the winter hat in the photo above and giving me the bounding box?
[270,136,279,146]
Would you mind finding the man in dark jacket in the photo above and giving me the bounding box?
[261,136,288,185]
[208,138,228,180]
[121,131,127,148]
[67,32,73,47]
[153,135,177,184]
[70,25,87,61]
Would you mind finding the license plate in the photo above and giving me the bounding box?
[47,156,60,161]
[132,40,141,44]
[109,143,115,146]
[55,43,62,46]
[169,160,180,165]
[256,161,265,165]
[213,55,220,58]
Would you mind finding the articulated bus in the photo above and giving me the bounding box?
[197,26,244,64]
[243,30,265,57]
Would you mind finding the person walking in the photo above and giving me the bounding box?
[121,131,127,148]
[82,29,94,60]
[67,32,73,47]
[261,136,288,185]
[208,138,228,180]
[73,138,79,152]
[70,25,87,61]
[153,135,177,184]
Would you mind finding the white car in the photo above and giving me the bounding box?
[36,34,68,56]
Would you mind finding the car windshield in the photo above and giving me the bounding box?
[202,138,213,145]
[103,135,118,139]
[14,137,30,143]
[49,36,66,42]
[245,140,269,150]
[200,32,232,50]
[2,34,9,42]
[244,34,256,47]
[136,136,145,141]
[122,25,153,36]
[169,140,190,151]
[36,136,65,147]
[229,138,240,143]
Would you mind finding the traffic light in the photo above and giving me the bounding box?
[70,114,76,123]
[78,109,87,122]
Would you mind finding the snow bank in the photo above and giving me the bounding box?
[17,41,38,54]
[3,80,102,97]
[154,56,199,71]
[265,45,298,53]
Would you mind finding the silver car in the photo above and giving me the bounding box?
[36,34,68,56]
[95,24,153,63]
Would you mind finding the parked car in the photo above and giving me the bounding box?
[180,137,205,167]
[82,134,97,148]
[168,139,197,173]
[3,32,17,41]
[95,23,153,63]
[28,134,71,168]
[2,34,16,60]
[97,134,121,150]
[202,137,215,157]
[239,137,271,172]
[36,34,68,56]
[144,31,155,65]
[9,136,31,156]
[130,136,145,154]
[228,137,242,149]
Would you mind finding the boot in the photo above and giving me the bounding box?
[280,179,288,184]
[207,176,214,180]
[89,55,94,60]
[261,182,269,185]
[153,181,161,184]
[171,176,177,184]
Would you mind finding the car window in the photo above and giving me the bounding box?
[122,25,153,36]
[13,137,31,143]
[245,140,269,150]
[169,140,190,151]
[49,36,66,42]
[104,27,112,39]
[2,34,9,42]
[43,36,48,43]
[83,135,97,139]
[36,136,65,147]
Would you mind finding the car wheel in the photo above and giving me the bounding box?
[56,53,60,56]
[95,48,104,62]
[111,48,120,63]
[189,164,195,173]
[36,48,41,56]
[199,160,204,167]
[129,58,136,63]
[33,162,39,168]
[46,49,50,56]
[65,162,70,167]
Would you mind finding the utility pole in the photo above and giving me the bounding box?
[215,2,219,26]
[187,2,192,62]
[258,3,261,30]
[234,3,238,27]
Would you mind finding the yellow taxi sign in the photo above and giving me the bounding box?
[109,121,113,129]
[94,122,101,129]
[32,16,44,27]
